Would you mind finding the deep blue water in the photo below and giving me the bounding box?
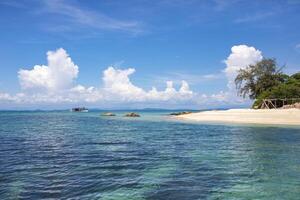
[0,111,300,200]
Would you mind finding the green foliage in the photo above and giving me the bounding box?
[235,58,285,99]
[234,58,300,108]
[253,72,300,108]
[291,72,300,80]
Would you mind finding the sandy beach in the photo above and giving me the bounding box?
[176,109,300,125]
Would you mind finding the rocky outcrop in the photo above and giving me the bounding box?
[124,112,140,117]
[169,111,192,116]
[101,112,116,116]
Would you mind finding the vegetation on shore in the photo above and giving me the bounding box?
[235,58,300,108]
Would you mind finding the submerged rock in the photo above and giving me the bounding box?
[101,112,116,116]
[124,112,140,117]
[169,111,192,116]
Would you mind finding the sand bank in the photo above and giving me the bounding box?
[175,109,300,125]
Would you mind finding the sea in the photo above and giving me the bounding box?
[0,110,300,199]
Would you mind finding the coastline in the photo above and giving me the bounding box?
[175,108,300,125]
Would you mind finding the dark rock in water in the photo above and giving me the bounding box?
[101,112,116,116]
[169,111,192,116]
[124,112,140,117]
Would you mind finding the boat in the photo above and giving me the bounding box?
[71,107,89,112]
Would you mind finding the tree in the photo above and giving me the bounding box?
[252,72,300,108]
[291,72,300,80]
[234,58,287,99]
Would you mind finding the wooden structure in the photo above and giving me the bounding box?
[260,98,300,109]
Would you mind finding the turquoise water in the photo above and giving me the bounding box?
[0,111,300,199]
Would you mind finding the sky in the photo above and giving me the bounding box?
[0,0,300,109]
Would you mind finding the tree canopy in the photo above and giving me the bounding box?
[234,58,300,108]
[235,58,286,99]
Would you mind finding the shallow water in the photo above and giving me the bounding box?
[0,111,300,199]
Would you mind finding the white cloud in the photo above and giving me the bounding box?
[69,85,103,103]
[102,67,194,102]
[7,48,196,107]
[0,92,14,101]
[1,46,261,109]
[179,80,193,95]
[102,67,146,101]
[224,45,263,90]
[146,80,193,101]
[210,91,229,102]
[208,44,263,105]
[18,48,79,92]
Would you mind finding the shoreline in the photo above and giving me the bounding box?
[175,108,300,126]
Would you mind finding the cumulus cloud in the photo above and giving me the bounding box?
[18,48,79,92]
[1,45,263,108]
[224,45,263,90]
[69,85,103,103]
[102,67,145,101]
[5,48,196,107]
[179,80,193,95]
[102,67,194,102]
[146,80,193,101]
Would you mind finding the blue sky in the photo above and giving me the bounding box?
[0,0,300,109]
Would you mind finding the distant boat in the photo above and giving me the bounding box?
[71,107,88,112]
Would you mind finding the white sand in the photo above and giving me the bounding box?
[176,109,300,125]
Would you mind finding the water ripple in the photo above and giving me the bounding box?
[0,111,300,199]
